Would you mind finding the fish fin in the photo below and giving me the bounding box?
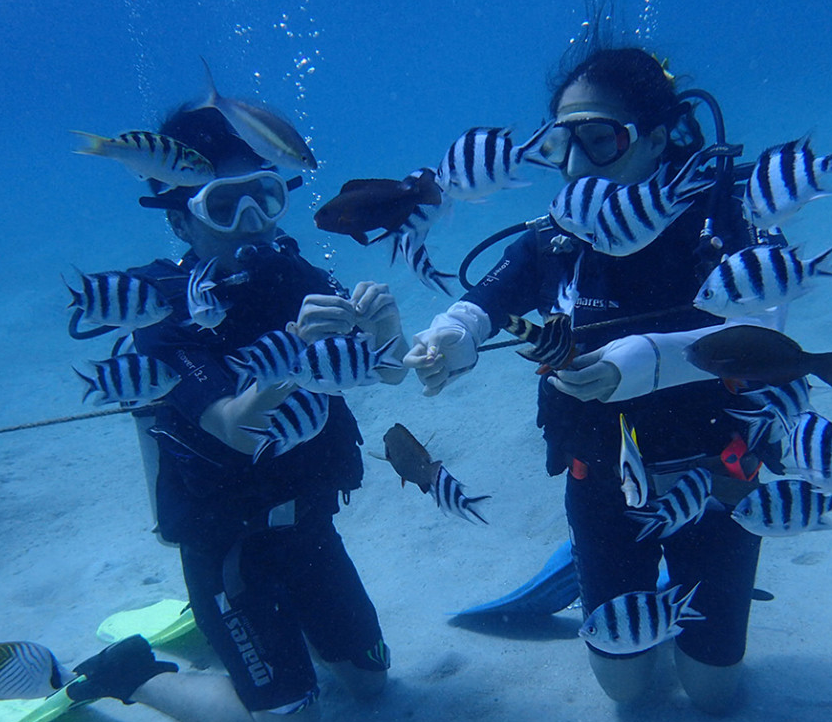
[623,510,664,541]
[721,377,749,394]
[72,366,98,404]
[69,129,109,155]
[413,170,443,206]
[810,352,832,389]
[365,449,387,461]
[368,229,395,246]
[156,182,172,194]
[372,335,404,369]
[460,494,491,524]
[195,55,220,109]
[350,231,371,245]
[809,246,832,276]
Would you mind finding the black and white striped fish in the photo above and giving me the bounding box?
[242,389,329,462]
[549,176,619,241]
[433,464,490,524]
[71,130,215,192]
[732,478,832,537]
[0,641,70,700]
[394,230,457,295]
[743,137,832,230]
[291,335,402,394]
[436,127,530,201]
[225,330,307,393]
[579,583,705,654]
[625,469,713,541]
[503,313,574,371]
[592,154,714,256]
[186,257,231,332]
[732,378,812,448]
[694,245,832,318]
[73,354,180,405]
[514,119,563,170]
[619,414,649,508]
[65,270,172,331]
[786,411,832,491]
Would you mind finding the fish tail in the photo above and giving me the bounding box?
[188,55,220,111]
[624,510,664,541]
[239,425,274,463]
[724,406,777,449]
[666,152,714,202]
[809,351,832,389]
[223,354,254,395]
[372,335,404,369]
[72,366,98,403]
[69,130,110,156]
[461,494,491,524]
[674,582,706,622]
[808,247,832,277]
[427,269,457,296]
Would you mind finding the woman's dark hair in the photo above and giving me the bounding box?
[147,105,266,198]
[547,47,704,167]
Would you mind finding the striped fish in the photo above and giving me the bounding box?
[0,642,68,700]
[515,119,562,170]
[65,270,172,331]
[71,130,215,192]
[291,335,402,394]
[694,245,832,318]
[743,137,832,230]
[242,389,329,462]
[625,469,713,541]
[503,313,574,371]
[73,354,180,405]
[436,127,530,201]
[619,414,649,508]
[433,465,490,524]
[549,176,619,242]
[732,378,812,448]
[225,330,307,393]
[592,153,713,256]
[579,583,705,654]
[195,58,316,170]
[732,478,832,536]
[394,231,457,295]
[186,257,231,332]
[786,411,832,491]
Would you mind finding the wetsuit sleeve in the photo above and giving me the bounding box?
[461,229,550,337]
[133,320,238,427]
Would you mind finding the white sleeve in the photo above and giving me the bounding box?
[603,311,782,403]
[411,301,492,377]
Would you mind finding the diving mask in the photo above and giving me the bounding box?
[187,170,289,233]
[541,118,639,168]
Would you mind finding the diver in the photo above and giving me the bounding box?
[405,46,787,713]
[66,100,408,721]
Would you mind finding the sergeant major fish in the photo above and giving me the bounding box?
[694,245,832,318]
[743,137,832,230]
[549,176,619,241]
[194,57,317,171]
[65,270,172,331]
[225,330,307,393]
[786,411,832,492]
[579,584,705,654]
[0,641,71,700]
[382,423,490,524]
[591,152,714,256]
[73,354,180,405]
[619,414,649,508]
[291,335,402,394]
[242,389,329,462]
[732,478,832,537]
[625,468,713,541]
[70,130,215,193]
[436,127,532,202]
[186,257,231,332]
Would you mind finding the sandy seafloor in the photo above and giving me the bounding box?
[3,1,832,720]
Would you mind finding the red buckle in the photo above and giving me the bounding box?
[720,434,761,482]
[570,458,589,480]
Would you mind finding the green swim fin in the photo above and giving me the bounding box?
[0,599,197,722]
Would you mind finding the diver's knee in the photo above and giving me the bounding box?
[587,646,657,703]
[674,644,742,715]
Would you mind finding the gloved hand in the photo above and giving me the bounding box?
[66,635,178,705]
[351,281,403,346]
[286,293,356,344]
[547,348,621,402]
[403,302,491,397]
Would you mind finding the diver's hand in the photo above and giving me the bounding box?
[352,281,408,384]
[547,349,621,402]
[288,294,356,343]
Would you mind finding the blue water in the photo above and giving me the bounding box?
[2,1,832,718]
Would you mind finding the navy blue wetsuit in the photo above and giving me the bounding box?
[464,195,765,666]
[131,237,389,711]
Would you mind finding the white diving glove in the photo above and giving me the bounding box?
[548,326,725,402]
[403,301,491,396]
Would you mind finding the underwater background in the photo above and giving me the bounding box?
[2,2,832,721]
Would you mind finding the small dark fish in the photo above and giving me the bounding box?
[684,325,832,388]
[382,422,442,493]
[314,171,442,245]
[503,313,574,372]
[0,641,69,700]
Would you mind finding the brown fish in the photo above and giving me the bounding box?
[684,324,832,389]
[382,423,441,493]
[503,313,575,373]
[314,170,442,245]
